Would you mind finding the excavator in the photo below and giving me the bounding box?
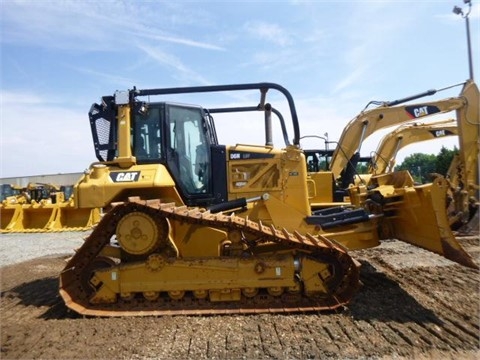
[304,120,468,229]
[0,182,100,232]
[306,80,478,212]
[363,85,479,232]
[329,82,474,184]
[59,81,478,317]
[446,152,479,231]
[366,119,477,230]
[368,119,458,175]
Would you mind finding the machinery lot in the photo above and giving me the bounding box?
[0,232,478,359]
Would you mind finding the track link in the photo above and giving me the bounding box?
[60,198,359,316]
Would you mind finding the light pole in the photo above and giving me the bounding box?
[453,0,474,80]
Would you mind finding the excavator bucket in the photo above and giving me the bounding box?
[351,172,478,269]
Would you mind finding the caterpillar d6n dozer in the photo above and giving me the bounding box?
[60,82,478,317]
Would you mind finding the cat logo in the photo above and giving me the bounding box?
[405,105,441,119]
[429,129,454,138]
[413,106,429,117]
[110,171,140,182]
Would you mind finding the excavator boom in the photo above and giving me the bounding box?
[330,86,468,179]
[455,80,479,199]
[370,119,458,175]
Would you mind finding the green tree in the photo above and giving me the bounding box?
[397,153,436,183]
[435,145,458,176]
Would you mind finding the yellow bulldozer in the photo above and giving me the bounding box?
[60,82,478,317]
[0,182,100,233]
[304,119,474,230]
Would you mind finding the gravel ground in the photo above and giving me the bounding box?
[0,231,88,267]
[0,232,478,359]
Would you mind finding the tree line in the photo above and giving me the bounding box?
[396,146,458,183]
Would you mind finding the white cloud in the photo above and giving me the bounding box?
[244,21,292,46]
[331,64,369,94]
[134,32,225,51]
[137,44,211,86]
[1,1,475,180]
[1,1,224,52]
[62,66,136,90]
[0,91,93,177]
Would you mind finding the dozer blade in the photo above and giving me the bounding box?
[0,201,101,233]
[385,177,478,269]
[0,204,21,230]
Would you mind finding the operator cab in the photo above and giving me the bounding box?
[89,83,300,208]
[89,94,226,207]
[132,103,214,197]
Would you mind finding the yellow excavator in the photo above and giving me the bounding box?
[305,119,474,230]
[364,119,471,229]
[0,182,100,233]
[329,83,473,184]
[368,119,458,175]
[307,80,478,211]
[60,82,477,317]
[447,152,479,232]
[364,80,479,232]
[304,119,458,207]
[349,79,479,234]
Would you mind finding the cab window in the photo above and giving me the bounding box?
[168,105,210,195]
[133,107,162,161]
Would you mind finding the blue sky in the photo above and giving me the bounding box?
[1,0,479,178]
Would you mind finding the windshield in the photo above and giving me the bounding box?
[131,106,162,163]
[133,107,162,161]
[168,104,211,195]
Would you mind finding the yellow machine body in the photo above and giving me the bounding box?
[329,93,467,180]
[307,80,478,230]
[60,82,477,317]
[0,183,101,233]
[369,119,458,175]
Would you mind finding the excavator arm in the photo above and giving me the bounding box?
[330,87,467,179]
[369,119,458,175]
[455,80,479,197]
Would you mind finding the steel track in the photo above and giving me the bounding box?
[59,198,359,316]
